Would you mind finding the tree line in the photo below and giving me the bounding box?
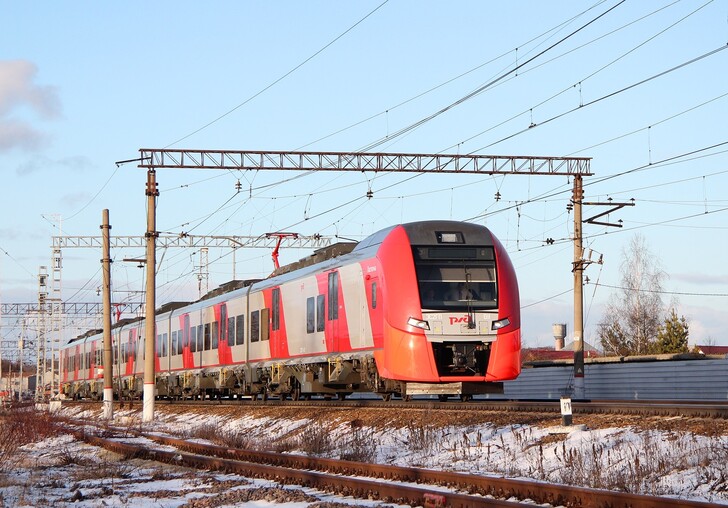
[597,234,690,356]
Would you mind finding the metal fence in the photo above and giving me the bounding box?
[493,357,728,401]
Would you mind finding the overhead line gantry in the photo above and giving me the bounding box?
[138,149,593,176]
[129,148,609,419]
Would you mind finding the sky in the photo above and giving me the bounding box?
[1,0,727,348]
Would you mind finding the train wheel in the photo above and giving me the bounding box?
[438,394,449,402]
[261,391,268,402]
[381,393,392,402]
[460,394,473,402]
[291,388,301,401]
[337,393,347,401]
[402,395,412,402]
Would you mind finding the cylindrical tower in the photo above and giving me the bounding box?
[552,323,567,351]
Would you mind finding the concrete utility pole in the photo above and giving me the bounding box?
[101,209,114,419]
[572,176,585,399]
[143,170,158,423]
[36,267,48,401]
[572,179,636,400]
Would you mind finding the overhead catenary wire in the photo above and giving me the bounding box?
[121,1,712,256]
[295,0,619,151]
[222,28,727,249]
[450,0,708,152]
[474,44,728,152]
[61,4,724,310]
[164,1,390,149]
[589,281,728,297]
[355,0,628,154]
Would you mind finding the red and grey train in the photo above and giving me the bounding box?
[60,220,521,401]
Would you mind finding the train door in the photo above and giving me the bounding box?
[125,329,135,376]
[325,271,338,352]
[216,303,233,364]
[365,273,383,348]
[181,313,195,369]
[268,287,289,358]
[90,340,98,380]
[60,349,67,384]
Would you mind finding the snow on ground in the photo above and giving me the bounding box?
[1,403,726,507]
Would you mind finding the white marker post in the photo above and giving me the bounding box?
[560,396,573,426]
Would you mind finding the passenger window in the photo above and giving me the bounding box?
[317,295,325,332]
[190,327,197,353]
[212,321,219,349]
[261,308,270,341]
[235,315,245,345]
[306,297,315,333]
[250,310,260,342]
[197,325,203,352]
[171,331,178,356]
[371,282,377,309]
[204,323,211,350]
[228,316,235,347]
[272,288,280,331]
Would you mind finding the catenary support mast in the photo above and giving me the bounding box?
[101,209,114,419]
[143,170,158,423]
[572,176,585,399]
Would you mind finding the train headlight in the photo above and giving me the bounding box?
[491,317,510,330]
[407,317,430,331]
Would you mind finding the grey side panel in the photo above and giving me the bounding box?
[497,359,728,400]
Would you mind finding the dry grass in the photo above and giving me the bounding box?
[0,406,62,473]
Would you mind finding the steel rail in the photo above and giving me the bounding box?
[75,431,524,507]
[69,423,719,508]
[142,432,720,508]
[64,398,728,418]
[127,397,728,419]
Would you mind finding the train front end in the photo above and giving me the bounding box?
[375,220,520,398]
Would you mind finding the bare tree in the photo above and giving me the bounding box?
[598,234,667,356]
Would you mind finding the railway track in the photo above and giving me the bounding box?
[68,420,719,508]
[73,397,728,419]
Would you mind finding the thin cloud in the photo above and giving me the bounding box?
[672,272,728,286]
[59,190,94,209]
[0,59,60,153]
[16,154,91,176]
[0,120,46,152]
[0,60,60,117]
[0,227,22,240]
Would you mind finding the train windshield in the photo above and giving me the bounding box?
[413,246,497,310]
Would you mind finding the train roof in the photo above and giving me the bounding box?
[187,220,498,303]
[269,242,357,277]
[63,221,499,337]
